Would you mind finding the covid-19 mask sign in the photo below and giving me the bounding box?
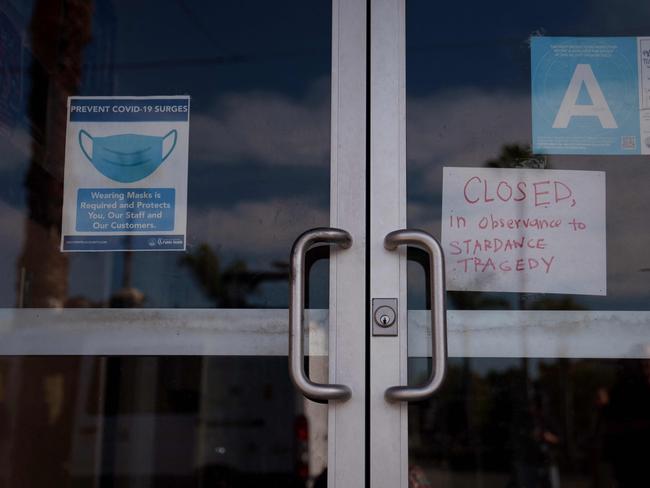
[61,96,190,252]
[532,37,650,155]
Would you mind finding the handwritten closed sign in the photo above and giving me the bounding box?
[441,167,606,295]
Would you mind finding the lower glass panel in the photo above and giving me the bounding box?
[408,357,650,488]
[0,356,328,487]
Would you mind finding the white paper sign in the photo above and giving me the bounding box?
[441,167,606,295]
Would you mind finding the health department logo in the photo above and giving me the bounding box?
[146,236,184,248]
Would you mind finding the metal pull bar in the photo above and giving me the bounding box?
[383,229,448,402]
[289,227,353,402]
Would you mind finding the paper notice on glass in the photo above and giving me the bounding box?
[61,96,190,252]
[441,167,606,295]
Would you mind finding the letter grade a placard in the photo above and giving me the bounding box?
[531,37,650,155]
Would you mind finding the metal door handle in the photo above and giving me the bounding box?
[289,227,353,402]
[383,229,448,402]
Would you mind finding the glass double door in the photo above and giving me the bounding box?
[2,0,650,487]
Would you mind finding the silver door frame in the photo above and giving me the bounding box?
[369,0,409,487]
[328,0,367,485]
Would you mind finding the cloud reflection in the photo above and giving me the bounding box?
[191,84,329,167]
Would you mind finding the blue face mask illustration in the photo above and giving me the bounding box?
[78,129,177,183]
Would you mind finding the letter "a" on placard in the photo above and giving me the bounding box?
[552,64,617,129]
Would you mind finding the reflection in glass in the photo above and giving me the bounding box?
[0,356,327,487]
[406,0,650,311]
[406,1,650,485]
[0,0,332,309]
[0,0,332,486]
[408,356,650,488]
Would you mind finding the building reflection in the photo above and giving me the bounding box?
[408,356,650,487]
[17,0,93,308]
[2,1,94,486]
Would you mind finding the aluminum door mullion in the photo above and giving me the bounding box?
[328,0,367,486]
[369,0,408,487]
